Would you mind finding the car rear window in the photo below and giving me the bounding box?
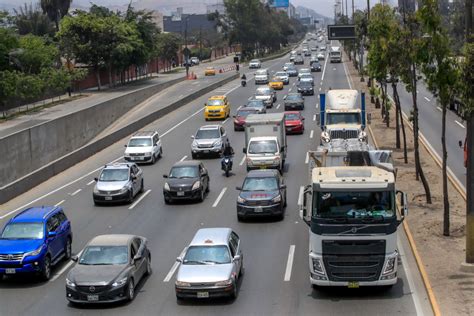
[285,113,300,120]
[207,99,224,106]
[242,177,278,191]
[169,166,199,178]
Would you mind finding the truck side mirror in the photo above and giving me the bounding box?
[397,190,408,222]
[459,140,463,148]
[243,148,246,154]
[367,113,372,125]
[299,185,312,226]
[315,113,320,125]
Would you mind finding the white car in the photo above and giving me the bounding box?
[320,46,326,51]
[274,71,289,85]
[249,59,261,69]
[317,53,325,60]
[298,68,311,79]
[283,62,294,71]
[254,69,269,84]
[124,131,162,164]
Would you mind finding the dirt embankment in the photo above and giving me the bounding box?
[344,55,473,316]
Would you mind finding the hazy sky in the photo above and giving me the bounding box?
[292,0,385,17]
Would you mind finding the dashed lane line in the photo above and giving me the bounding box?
[164,247,187,282]
[129,189,151,210]
[180,155,187,162]
[313,114,316,121]
[70,189,81,196]
[276,104,281,109]
[212,187,227,208]
[240,155,246,166]
[86,180,95,186]
[284,245,296,281]
[455,120,465,129]
[310,130,314,139]
[424,96,431,102]
[55,200,65,207]
[305,152,309,164]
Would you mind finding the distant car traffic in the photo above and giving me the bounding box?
[124,131,162,164]
[254,69,270,84]
[299,73,314,86]
[294,56,304,65]
[283,62,293,71]
[0,206,72,280]
[245,98,267,114]
[175,228,243,300]
[284,111,305,134]
[190,57,200,65]
[191,125,227,159]
[205,67,216,76]
[93,163,144,205]
[274,71,289,84]
[284,93,305,110]
[236,169,287,221]
[66,234,151,304]
[233,107,259,131]
[286,65,298,77]
[297,81,314,95]
[317,53,325,60]
[163,160,210,203]
[311,61,322,72]
[298,68,311,79]
[249,59,262,69]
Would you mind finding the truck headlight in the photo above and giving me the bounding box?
[272,195,281,203]
[192,181,201,190]
[164,182,170,191]
[358,131,367,141]
[66,278,76,288]
[312,258,325,274]
[383,255,397,275]
[237,196,246,203]
[321,131,331,143]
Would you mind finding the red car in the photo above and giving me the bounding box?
[233,107,259,131]
[284,111,305,134]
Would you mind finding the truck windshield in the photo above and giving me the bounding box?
[326,113,361,125]
[248,140,278,154]
[313,191,395,219]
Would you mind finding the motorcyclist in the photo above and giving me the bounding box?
[221,139,234,170]
[241,73,247,86]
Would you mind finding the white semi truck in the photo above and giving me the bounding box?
[299,139,408,288]
[243,113,287,172]
[329,46,342,63]
[317,89,371,144]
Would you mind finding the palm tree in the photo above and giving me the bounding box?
[40,0,72,30]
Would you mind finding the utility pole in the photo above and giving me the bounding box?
[184,16,189,79]
[199,26,203,61]
[346,0,348,18]
[367,0,370,19]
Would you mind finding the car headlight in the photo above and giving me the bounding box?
[66,278,76,288]
[112,277,128,287]
[93,186,100,194]
[215,279,232,286]
[192,140,198,148]
[164,182,170,191]
[119,186,129,194]
[321,131,331,143]
[175,280,191,287]
[383,256,396,275]
[219,108,224,112]
[272,195,281,203]
[24,246,43,258]
[192,181,201,190]
[312,258,325,274]
[237,196,246,203]
[144,151,152,156]
[213,140,222,147]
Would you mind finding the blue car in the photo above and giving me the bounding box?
[0,206,72,280]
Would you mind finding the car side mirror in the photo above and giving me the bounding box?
[48,231,57,238]
[280,184,287,189]
[459,140,463,148]
[397,190,408,222]
[124,144,127,147]
[94,177,98,182]
[163,174,168,178]
[243,148,246,153]
[236,186,242,190]
[71,255,78,262]
[176,256,183,263]
[233,255,241,262]
[191,135,195,139]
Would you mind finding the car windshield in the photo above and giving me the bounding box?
[195,129,219,139]
[248,140,278,154]
[79,245,128,265]
[300,69,310,74]
[313,191,395,219]
[128,138,152,147]
[285,113,300,120]
[251,59,260,63]
[207,99,224,106]
[183,245,231,265]
[256,89,270,96]
[326,113,361,125]
[242,176,278,191]
[255,70,267,75]
[247,100,264,108]
[286,94,302,101]
[99,169,129,182]
[237,109,256,117]
[1,222,44,239]
[298,82,312,87]
[300,74,312,79]
[275,72,287,77]
[169,166,198,178]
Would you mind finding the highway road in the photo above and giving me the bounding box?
[0,42,433,315]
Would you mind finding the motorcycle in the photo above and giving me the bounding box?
[221,156,233,177]
[241,80,247,87]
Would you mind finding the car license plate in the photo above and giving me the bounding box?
[133,157,144,161]
[5,268,15,274]
[203,150,210,154]
[87,295,99,301]
[348,281,359,288]
[197,292,209,298]
[105,196,112,200]
[177,191,185,196]
[255,207,263,213]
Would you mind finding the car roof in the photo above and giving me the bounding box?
[103,163,133,170]
[87,234,136,247]
[285,111,301,115]
[172,160,201,168]
[208,95,226,100]
[206,67,214,69]
[131,131,156,138]
[190,228,232,246]
[246,169,279,178]
[12,206,61,223]
[287,93,302,97]
[198,125,220,130]
[238,107,258,112]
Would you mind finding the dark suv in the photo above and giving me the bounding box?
[0,206,72,280]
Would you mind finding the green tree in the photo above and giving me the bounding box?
[11,34,58,74]
[156,32,181,68]
[40,0,72,30]
[13,3,55,36]
[0,28,19,71]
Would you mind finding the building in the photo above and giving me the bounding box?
[206,2,226,15]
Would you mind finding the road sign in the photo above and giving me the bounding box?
[327,25,356,40]
[269,0,289,7]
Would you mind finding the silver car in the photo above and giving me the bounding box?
[191,125,227,159]
[93,163,144,205]
[175,228,243,300]
[255,87,275,108]
[274,71,289,85]
[248,59,261,69]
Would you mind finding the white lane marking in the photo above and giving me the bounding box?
[455,120,465,129]
[129,189,151,210]
[284,245,296,281]
[292,82,296,86]
[212,187,227,208]
[223,117,229,124]
[164,247,187,282]
[319,87,321,91]
[310,130,314,139]
[50,250,83,282]
[276,104,281,109]
[239,155,246,166]
[342,57,353,89]
[161,107,205,137]
[305,152,309,164]
[321,51,329,82]
[333,68,336,71]
[180,155,188,162]
[416,90,419,93]
[297,186,304,206]
[313,114,316,121]
[436,106,442,112]
[192,81,199,85]
[55,200,65,207]
[86,180,95,186]
[424,96,430,102]
[70,189,81,196]
[289,88,292,92]
[178,94,184,98]
[283,95,287,99]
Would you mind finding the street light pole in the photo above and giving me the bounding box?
[184,16,189,79]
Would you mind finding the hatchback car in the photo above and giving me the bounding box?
[204,95,230,121]
[284,111,305,134]
[236,170,287,221]
[93,163,144,205]
[274,71,289,85]
[0,206,72,281]
[163,161,210,203]
[311,61,322,72]
[254,69,269,84]
[284,93,305,110]
[175,228,243,300]
[66,234,151,304]
[249,59,261,69]
[245,98,266,114]
[191,125,227,159]
[294,56,304,65]
[124,131,162,164]
[297,81,314,95]
[233,107,259,131]
[269,77,284,90]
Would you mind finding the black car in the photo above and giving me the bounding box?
[236,170,287,221]
[286,67,298,77]
[294,56,304,65]
[163,160,210,204]
[311,61,322,72]
[66,234,151,304]
[284,93,305,110]
[297,81,314,95]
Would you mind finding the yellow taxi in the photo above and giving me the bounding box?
[205,67,216,76]
[269,77,284,90]
[204,95,230,120]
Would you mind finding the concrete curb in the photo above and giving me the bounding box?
[0,73,239,204]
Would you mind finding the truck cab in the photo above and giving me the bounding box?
[329,46,342,63]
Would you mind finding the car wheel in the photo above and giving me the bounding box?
[41,256,51,281]
[146,256,152,276]
[140,179,144,193]
[127,190,134,204]
[198,189,205,202]
[284,192,287,207]
[237,214,245,222]
[151,153,156,164]
[205,181,210,193]
[64,238,72,260]
[164,197,172,204]
[127,279,135,301]
[159,147,163,158]
[230,280,238,299]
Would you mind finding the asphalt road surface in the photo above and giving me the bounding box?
[0,42,433,316]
